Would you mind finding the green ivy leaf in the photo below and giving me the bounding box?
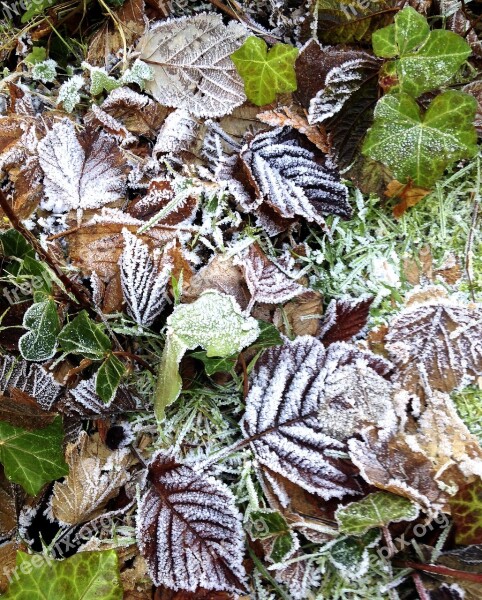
[2,550,122,599]
[18,300,60,362]
[231,37,298,106]
[96,354,127,403]
[154,292,259,423]
[190,351,238,376]
[248,510,295,563]
[335,491,419,536]
[58,311,111,360]
[0,416,68,495]
[0,230,34,260]
[25,46,47,65]
[21,0,60,23]
[251,321,283,350]
[362,90,478,188]
[449,479,482,545]
[372,7,471,96]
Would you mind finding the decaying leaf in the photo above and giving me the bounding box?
[276,290,323,337]
[138,14,247,118]
[50,431,132,526]
[450,478,482,545]
[385,287,482,397]
[318,296,373,345]
[119,229,173,326]
[243,336,394,500]
[272,549,320,600]
[137,452,246,592]
[385,179,431,217]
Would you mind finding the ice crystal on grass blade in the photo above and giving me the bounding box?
[138,14,247,118]
[137,452,246,592]
[242,336,395,500]
[38,119,128,216]
[119,229,173,327]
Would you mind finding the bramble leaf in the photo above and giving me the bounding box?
[18,300,60,362]
[2,550,122,599]
[0,416,68,495]
[231,37,298,106]
[362,91,477,188]
[335,491,419,536]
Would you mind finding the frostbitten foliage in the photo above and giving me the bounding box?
[119,229,173,327]
[0,355,62,410]
[153,109,200,155]
[318,296,373,345]
[308,56,377,124]
[237,127,351,226]
[243,336,396,500]
[38,119,127,215]
[385,288,482,396]
[234,243,305,306]
[272,552,320,600]
[138,14,247,118]
[137,452,246,592]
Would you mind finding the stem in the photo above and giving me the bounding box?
[238,352,249,400]
[411,572,430,600]
[465,192,479,302]
[0,188,92,310]
[396,560,482,584]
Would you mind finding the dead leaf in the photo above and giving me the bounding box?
[0,541,27,593]
[0,467,17,538]
[257,105,330,152]
[276,290,323,336]
[0,389,57,431]
[402,245,434,286]
[385,180,431,217]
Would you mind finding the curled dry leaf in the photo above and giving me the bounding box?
[137,452,246,592]
[318,296,373,345]
[153,110,200,155]
[385,179,431,218]
[38,119,129,216]
[243,336,395,501]
[275,290,323,337]
[385,287,482,397]
[50,431,132,526]
[234,243,305,308]
[138,14,247,118]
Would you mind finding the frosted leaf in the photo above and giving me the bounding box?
[385,287,482,397]
[318,296,373,345]
[38,119,128,215]
[57,75,84,113]
[236,127,351,226]
[242,337,396,500]
[272,552,320,600]
[119,229,173,326]
[59,374,140,418]
[50,431,131,526]
[137,451,246,592]
[308,56,377,125]
[234,243,305,307]
[138,14,247,118]
[121,59,154,88]
[0,355,62,410]
[153,109,200,155]
[31,59,57,84]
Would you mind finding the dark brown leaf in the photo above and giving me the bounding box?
[318,296,373,345]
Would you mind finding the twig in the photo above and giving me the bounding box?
[464,192,479,302]
[0,188,92,310]
[411,572,430,600]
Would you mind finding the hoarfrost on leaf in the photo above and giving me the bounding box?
[38,119,128,215]
[119,229,173,327]
[57,75,84,113]
[137,451,246,592]
[138,14,247,118]
[242,336,396,500]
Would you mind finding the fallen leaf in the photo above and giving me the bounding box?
[385,179,431,217]
[318,296,373,345]
[276,290,323,337]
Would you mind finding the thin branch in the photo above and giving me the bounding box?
[0,189,92,310]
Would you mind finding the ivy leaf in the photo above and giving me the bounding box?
[335,491,419,536]
[190,351,238,376]
[247,509,296,563]
[18,300,60,362]
[58,311,111,360]
[251,320,283,350]
[362,91,478,188]
[21,0,58,22]
[137,452,246,592]
[231,37,298,106]
[372,7,471,96]
[0,416,68,495]
[0,229,34,260]
[449,479,482,545]
[154,292,259,422]
[2,550,122,599]
[96,354,127,404]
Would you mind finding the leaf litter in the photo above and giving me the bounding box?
[0,1,482,599]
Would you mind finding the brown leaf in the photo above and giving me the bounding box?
[463,81,482,138]
[386,287,482,397]
[346,155,393,197]
[86,87,168,139]
[0,541,27,593]
[402,246,434,286]
[276,291,323,337]
[257,105,330,152]
[0,466,17,538]
[385,180,431,217]
[87,0,146,66]
[318,296,373,345]
[155,588,235,600]
[0,389,57,431]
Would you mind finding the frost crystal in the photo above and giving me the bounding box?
[153,109,200,154]
[236,127,351,226]
[119,229,173,327]
[31,59,57,84]
[138,14,247,118]
[0,355,62,410]
[38,119,127,215]
[137,452,246,592]
[243,336,395,500]
[57,75,84,113]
